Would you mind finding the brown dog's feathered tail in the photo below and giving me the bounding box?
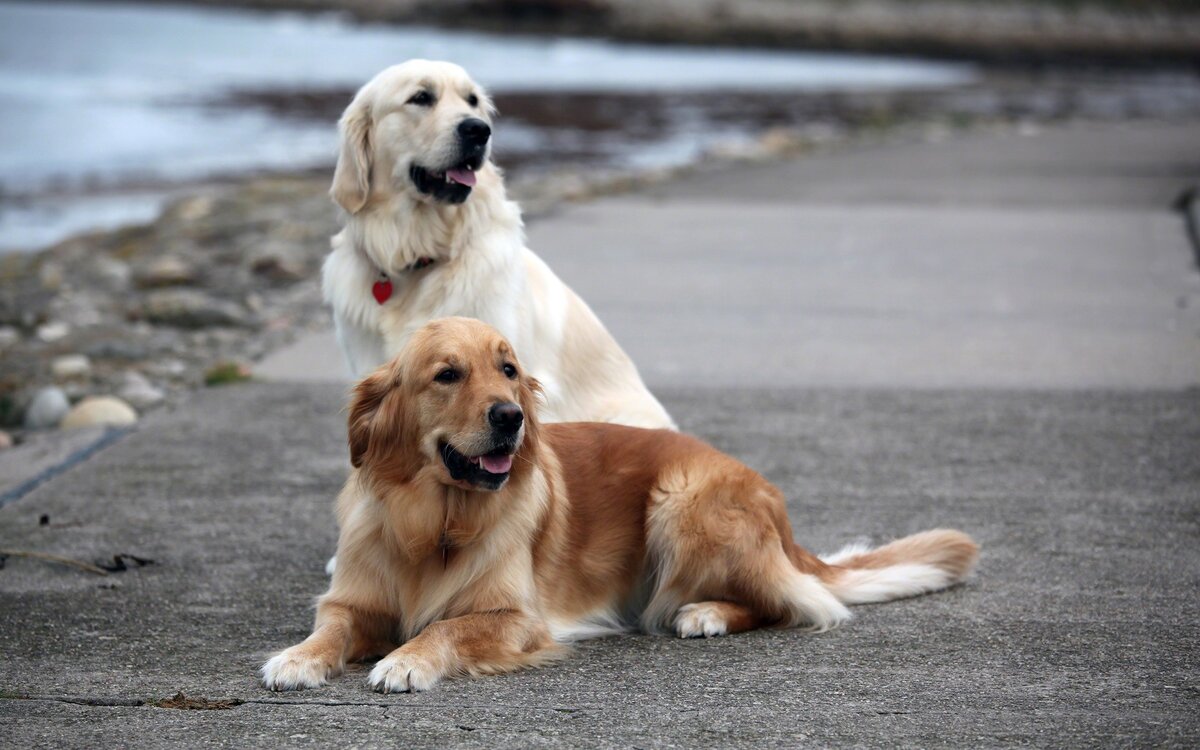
[803,529,979,605]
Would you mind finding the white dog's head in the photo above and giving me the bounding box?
[331,60,496,213]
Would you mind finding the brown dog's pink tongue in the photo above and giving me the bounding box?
[479,454,513,474]
[447,167,476,186]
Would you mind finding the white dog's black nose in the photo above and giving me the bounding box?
[488,402,523,433]
[458,118,491,146]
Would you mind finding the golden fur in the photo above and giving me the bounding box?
[261,318,979,693]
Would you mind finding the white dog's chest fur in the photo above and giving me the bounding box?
[322,171,674,430]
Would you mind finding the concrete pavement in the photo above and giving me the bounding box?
[3,120,1200,746]
[1,383,1197,747]
[259,121,1200,389]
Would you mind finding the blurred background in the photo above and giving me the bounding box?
[1,0,1199,445]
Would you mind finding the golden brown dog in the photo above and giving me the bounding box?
[261,317,979,693]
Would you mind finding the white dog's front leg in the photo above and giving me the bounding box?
[322,240,389,378]
[332,310,387,379]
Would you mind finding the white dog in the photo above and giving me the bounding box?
[321,60,674,430]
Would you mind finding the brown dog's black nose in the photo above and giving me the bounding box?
[458,117,491,146]
[488,402,523,433]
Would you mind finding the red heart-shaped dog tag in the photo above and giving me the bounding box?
[372,279,393,305]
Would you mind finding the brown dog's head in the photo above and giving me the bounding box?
[347,317,540,492]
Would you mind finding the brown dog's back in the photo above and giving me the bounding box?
[535,422,978,636]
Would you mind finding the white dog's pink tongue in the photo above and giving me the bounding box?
[447,167,476,186]
[479,454,513,474]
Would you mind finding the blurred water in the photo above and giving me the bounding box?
[0,0,972,251]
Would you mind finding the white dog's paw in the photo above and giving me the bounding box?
[368,651,441,694]
[674,603,730,638]
[325,555,337,576]
[261,649,331,691]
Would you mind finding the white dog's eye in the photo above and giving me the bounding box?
[467,93,479,107]
[408,90,434,107]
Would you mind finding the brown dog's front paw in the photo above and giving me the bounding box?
[368,650,441,693]
[261,649,332,691]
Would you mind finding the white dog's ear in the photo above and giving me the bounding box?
[331,95,372,214]
[480,89,498,119]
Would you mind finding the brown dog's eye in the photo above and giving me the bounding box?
[467,93,479,107]
[502,363,517,379]
[408,90,434,107]
[435,367,460,384]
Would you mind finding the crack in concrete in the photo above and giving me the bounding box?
[0,426,134,508]
[3,694,591,712]
[2,695,146,707]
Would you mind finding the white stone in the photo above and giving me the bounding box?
[36,321,70,343]
[39,261,64,291]
[137,256,197,287]
[116,371,165,410]
[51,354,92,379]
[60,396,138,430]
[147,359,187,378]
[0,326,18,350]
[0,430,12,450]
[93,258,132,289]
[24,387,70,430]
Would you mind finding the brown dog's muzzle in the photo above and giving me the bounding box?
[488,402,522,435]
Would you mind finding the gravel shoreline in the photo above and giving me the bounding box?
[3,70,1200,444]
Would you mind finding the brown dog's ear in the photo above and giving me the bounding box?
[516,375,543,457]
[330,94,372,214]
[347,366,392,468]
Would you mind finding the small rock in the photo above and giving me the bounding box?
[250,250,307,282]
[141,290,252,329]
[116,371,165,410]
[0,326,18,350]
[758,127,806,156]
[92,258,132,291]
[36,321,70,343]
[83,338,150,361]
[60,382,91,401]
[39,261,65,291]
[51,354,92,380]
[0,430,12,450]
[135,256,198,288]
[170,194,215,222]
[147,359,188,378]
[23,386,70,430]
[60,396,138,430]
[0,279,51,329]
[55,292,103,327]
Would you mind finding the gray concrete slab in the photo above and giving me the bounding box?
[1,382,1198,747]
[7,119,1200,747]
[257,121,1200,389]
[643,121,1200,209]
[0,426,110,503]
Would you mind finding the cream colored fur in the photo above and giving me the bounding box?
[322,59,674,430]
[261,319,980,694]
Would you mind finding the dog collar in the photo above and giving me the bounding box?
[371,257,436,305]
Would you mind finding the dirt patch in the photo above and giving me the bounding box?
[153,692,243,710]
